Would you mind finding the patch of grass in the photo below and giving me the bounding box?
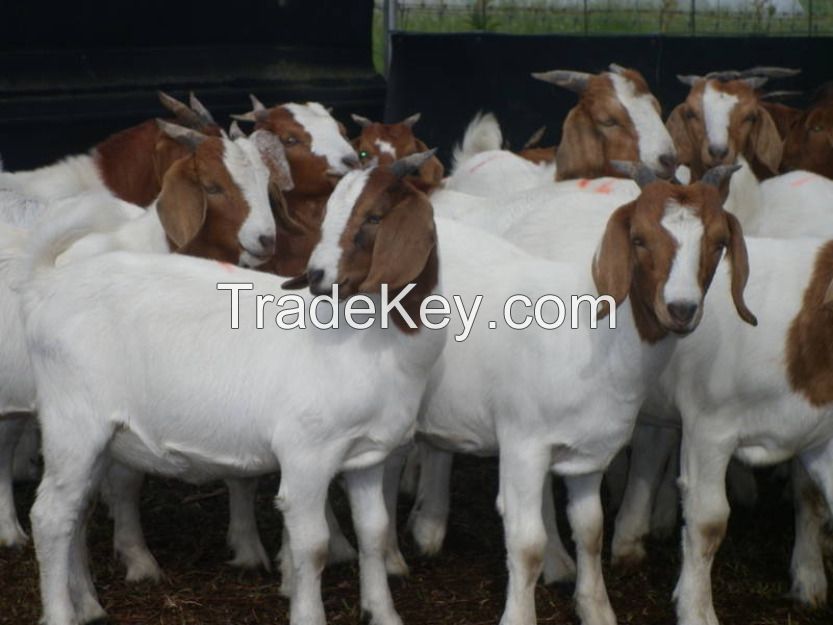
[372,0,833,73]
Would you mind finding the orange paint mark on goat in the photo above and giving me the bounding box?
[216,261,236,273]
[577,178,591,189]
[468,153,508,175]
[791,176,814,188]
[595,181,615,194]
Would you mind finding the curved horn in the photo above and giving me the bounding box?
[532,70,592,94]
[155,119,208,151]
[231,94,269,123]
[188,92,216,126]
[701,164,742,188]
[759,90,803,101]
[741,66,801,79]
[610,160,658,189]
[523,126,547,149]
[228,121,246,140]
[401,112,421,128]
[158,91,205,129]
[677,74,704,87]
[390,149,437,179]
[351,113,374,128]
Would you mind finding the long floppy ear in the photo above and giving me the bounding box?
[555,106,605,180]
[747,107,783,177]
[252,130,294,192]
[592,201,636,317]
[358,189,436,292]
[666,104,696,167]
[156,159,207,250]
[415,139,445,184]
[780,112,806,171]
[725,211,758,326]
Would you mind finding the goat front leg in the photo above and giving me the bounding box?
[381,446,410,576]
[790,458,828,607]
[102,462,161,582]
[226,477,270,570]
[346,462,403,625]
[277,461,333,625]
[497,444,550,625]
[673,427,732,625]
[566,472,616,625]
[0,414,29,547]
[612,421,678,567]
[408,444,453,556]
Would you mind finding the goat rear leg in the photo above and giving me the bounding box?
[408,445,452,556]
[226,477,270,570]
[790,458,828,607]
[0,415,28,547]
[541,472,576,584]
[103,463,161,583]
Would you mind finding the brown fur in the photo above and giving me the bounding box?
[594,181,755,343]
[254,106,347,276]
[352,121,444,192]
[95,118,222,207]
[332,170,438,333]
[667,79,783,181]
[761,101,802,140]
[518,146,557,164]
[782,104,833,179]
[556,70,662,181]
[786,241,833,406]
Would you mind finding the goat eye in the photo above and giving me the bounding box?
[599,118,618,128]
[366,214,381,225]
[283,136,299,146]
[631,236,646,248]
[359,150,370,160]
[684,109,697,120]
[811,125,824,132]
[204,184,222,195]
[745,114,758,124]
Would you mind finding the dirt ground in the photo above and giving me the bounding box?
[2,456,832,625]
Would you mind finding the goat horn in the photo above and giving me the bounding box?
[157,91,205,130]
[155,119,208,151]
[390,149,437,179]
[532,70,591,94]
[741,66,801,79]
[741,76,769,90]
[231,94,269,124]
[229,121,246,140]
[250,94,266,111]
[401,112,422,128]
[608,63,628,75]
[610,160,658,189]
[701,164,742,188]
[677,74,703,87]
[351,113,374,128]
[188,92,216,126]
[523,126,547,149]
[759,90,803,101]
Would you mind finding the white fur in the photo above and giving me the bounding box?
[703,82,739,153]
[610,73,676,173]
[19,170,444,625]
[374,139,397,158]
[0,154,106,202]
[661,200,706,310]
[308,169,371,286]
[285,102,357,175]
[450,111,503,171]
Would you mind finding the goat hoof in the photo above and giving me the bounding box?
[384,549,410,577]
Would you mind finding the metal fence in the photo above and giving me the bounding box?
[378,0,832,37]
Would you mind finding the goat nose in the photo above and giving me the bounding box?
[708,144,729,161]
[668,301,698,325]
[659,153,677,171]
[342,154,360,169]
[258,234,276,252]
[307,268,324,286]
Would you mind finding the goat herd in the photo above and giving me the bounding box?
[1,62,833,625]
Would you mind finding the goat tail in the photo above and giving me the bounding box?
[24,195,128,279]
[451,111,503,173]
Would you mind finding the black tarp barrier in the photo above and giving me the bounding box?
[385,33,833,165]
[0,0,385,169]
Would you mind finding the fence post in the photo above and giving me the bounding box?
[383,0,397,78]
[689,0,696,35]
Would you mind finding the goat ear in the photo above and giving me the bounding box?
[747,107,783,177]
[556,107,605,180]
[725,211,758,326]
[415,139,445,184]
[358,190,435,293]
[281,274,309,290]
[156,119,207,151]
[252,130,294,192]
[592,201,636,317]
[156,159,207,250]
[666,104,696,167]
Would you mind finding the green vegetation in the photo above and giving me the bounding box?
[372,0,833,73]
